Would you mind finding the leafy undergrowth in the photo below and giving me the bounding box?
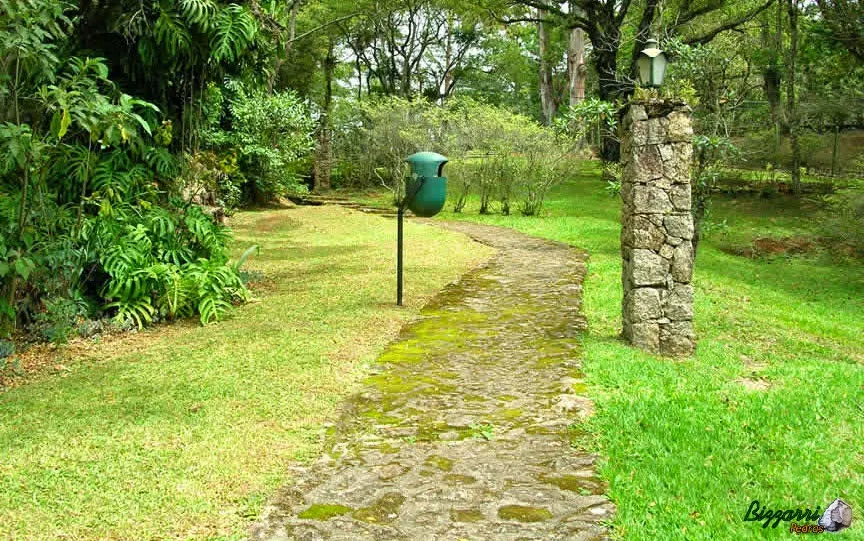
[0,205,493,540]
[428,162,864,540]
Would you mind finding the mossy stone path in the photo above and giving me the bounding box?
[251,220,613,540]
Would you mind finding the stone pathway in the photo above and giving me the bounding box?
[250,220,614,540]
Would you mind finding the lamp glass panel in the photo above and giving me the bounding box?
[652,53,667,87]
[637,56,651,86]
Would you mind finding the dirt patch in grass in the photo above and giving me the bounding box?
[0,323,194,390]
[735,377,771,392]
[721,235,862,260]
[252,211,301,232]
[723,236,817,258]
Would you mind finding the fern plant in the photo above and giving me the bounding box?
[186,258,246,324]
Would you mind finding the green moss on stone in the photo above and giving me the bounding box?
[443,474,477,485]
[533,357,561,369]
[365,374,417,394]
[352,493,406,524]
[424,455,453,471]
[373,441,400,454]
[525,425,559,436]
[497,408,523,420]
[497,505,554,523]
[297,503,353,520]
[451,508,485,522]
[538,473,583,492]
[571,382,588,394]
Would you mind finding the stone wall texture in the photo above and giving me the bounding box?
[621,100,695,356]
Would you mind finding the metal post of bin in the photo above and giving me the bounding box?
[397,152,448,306]
[397,205,404,306]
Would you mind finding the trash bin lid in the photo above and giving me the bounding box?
[405,151,448,177]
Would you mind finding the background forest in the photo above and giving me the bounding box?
[1,0,863,351]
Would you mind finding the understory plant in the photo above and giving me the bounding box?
[338,96,565,215]
[201,82,316,204]
[0,0,253,340]
[821,180,864,256]
[692,134,740,252]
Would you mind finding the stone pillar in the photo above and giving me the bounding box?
[620,100,695,356]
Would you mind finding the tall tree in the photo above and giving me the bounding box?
[482,0,776,158]
[501,0,777,100]
[785,0,802,194]
[815,0,864,60]
[537,6,557,124]
[566,0,586,106]
[314,39,335,192]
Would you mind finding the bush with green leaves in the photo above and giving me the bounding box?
[336,96,563,214]
[333,96,433,199]
[94,205,250,328]
[555,98,617,153]
[202,82,316,203]
[821,181,864,257]
[0,0,253,340]
[692,135,741,251]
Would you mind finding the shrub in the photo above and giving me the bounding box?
[692,135,741,252]
[179,151,244,210]
[202,82,316,203]
[334,96,563,213]
[96,205,250,328]
[515,153,561,216]
[821,181,864,257]
[603,162,623,197]
[446,161,479,213]
[32,295,90,344]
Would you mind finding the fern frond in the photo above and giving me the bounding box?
[231,244,258,273]
[107,297,155,329]
[179,0,216,30]
[154,9,193,58]
[210,4,257,62]
[145,147,179,178]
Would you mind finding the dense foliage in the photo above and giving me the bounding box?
[2,0,862,350]
[200,82,316,204]
[0,0,265,343]
[336,96,571,215]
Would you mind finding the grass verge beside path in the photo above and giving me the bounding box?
[0,205,492,540]
[424,164,864,540]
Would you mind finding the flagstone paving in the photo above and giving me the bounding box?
[250,220,614,540]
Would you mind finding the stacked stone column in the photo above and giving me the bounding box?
[621,100,695,356]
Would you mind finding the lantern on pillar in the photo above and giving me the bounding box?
[636,39,667,89]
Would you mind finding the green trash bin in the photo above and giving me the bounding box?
[404,151,448,217]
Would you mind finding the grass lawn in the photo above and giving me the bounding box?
[422,161,864,539]
[0,205,492,540]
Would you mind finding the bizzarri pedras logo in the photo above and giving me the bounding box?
[744,498,853,533]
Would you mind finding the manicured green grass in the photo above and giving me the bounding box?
[0,206,492,540]
[431,162,864,539]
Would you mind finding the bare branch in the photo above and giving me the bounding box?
[291,13,362,44]
[681,0,776,45]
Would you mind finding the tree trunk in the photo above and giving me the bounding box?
[538,8,557,125]
[314,42,335,193]
[441,13,454,102]
[785,0,801,194]
[586,23,621,162]
[567,27,586,106]
[269,0,300,93]
[761,7,783,165]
